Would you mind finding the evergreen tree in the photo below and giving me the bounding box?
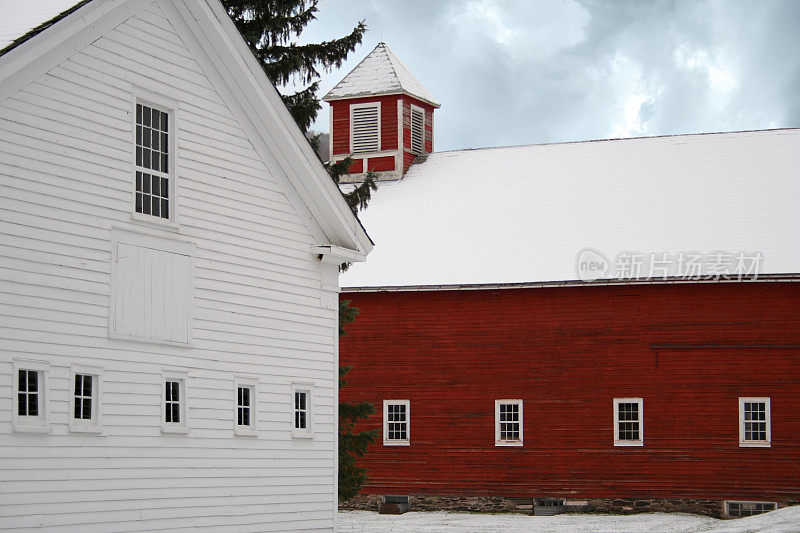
[223,0,376,213]
[223,0,378,500]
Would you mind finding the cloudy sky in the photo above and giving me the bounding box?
[295,0,800,152]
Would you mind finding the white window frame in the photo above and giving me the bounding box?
[613,398,644,446]
[725,500,777,517]
[161,370,188,434]
[495,399,523,447]
[739,397,771,447]
[383,399,410,446]
[12,359,50,433]
[350,102,381,154]
[291,383,314,438]
[234,376,258,437]
[410,104,425,155]
[69,364,103,434]
[132,88,178,228]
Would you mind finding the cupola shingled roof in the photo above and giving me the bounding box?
[322,42,440,108]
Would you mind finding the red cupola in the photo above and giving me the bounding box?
[323,43,440,182]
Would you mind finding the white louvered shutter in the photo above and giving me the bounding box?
[411,106,424,154]
[352,105,379,153]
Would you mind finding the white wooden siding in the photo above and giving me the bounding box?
[0,3,338,531]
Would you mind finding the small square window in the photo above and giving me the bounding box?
[235,378,257,437]
[291,383,313,438]
[162,372,188,433]
[495,399,523,446]
[613,398,643,446]
[12,360,49,433]
[69,367,102,433]
[383,400,410,446]
[739,397,771,447]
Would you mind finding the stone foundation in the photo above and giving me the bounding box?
[340,494,789,518]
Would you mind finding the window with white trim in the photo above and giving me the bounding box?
[614,398,643,446]
[739,397,770,447]
[70,367,101,433]
[162,372,188,433]
[725,501,776,517]
[12,360,49,433]
[292,384,313,438]
[495,399,523,446]
[383,400,410,445]
[235,377,257,436]
[351,103,380,153]
[135,102,172,220]
[410,105,424,154]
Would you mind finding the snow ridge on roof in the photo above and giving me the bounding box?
[340,128,800,289]
[0,0,84,53]
[323,42,440,107]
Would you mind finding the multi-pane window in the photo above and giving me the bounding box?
[161,373,188,433]
[739,397,771,447]
[165,380,181,423]
[234,379,257,436]
[13,361,48,432]
[495,399,523,446]
[18,369,39,418]
[73,374,93,420]
[291,384,313,438]
[410,105,424,154]
[351,103,379,153]
[294,391,307,430]
[383,400,410,445]
[726,501,776,517]
[135,103,170,220]
[614,398,643,446]
[238,386,251,426]
[69,368,101,433]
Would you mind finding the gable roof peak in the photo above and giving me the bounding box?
[323,42,440,108]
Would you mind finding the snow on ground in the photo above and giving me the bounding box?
[338,506,800,533]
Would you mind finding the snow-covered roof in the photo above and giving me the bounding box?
[340,129,800,289]
[0,0,84,52]
[323,42,440,108]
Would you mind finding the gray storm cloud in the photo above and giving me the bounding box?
[303,0,800,151]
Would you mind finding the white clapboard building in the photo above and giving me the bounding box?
[0,0,371,530]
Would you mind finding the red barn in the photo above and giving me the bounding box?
[328,44,800,518]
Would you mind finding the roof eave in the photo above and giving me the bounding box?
[341,273,800,293]
[322,89,441,108]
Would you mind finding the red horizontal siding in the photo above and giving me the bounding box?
[368,156,395,172]
[331,102,350,156]
[330,96,400,156]
[347,158,363,174]
[339,282,800,501]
